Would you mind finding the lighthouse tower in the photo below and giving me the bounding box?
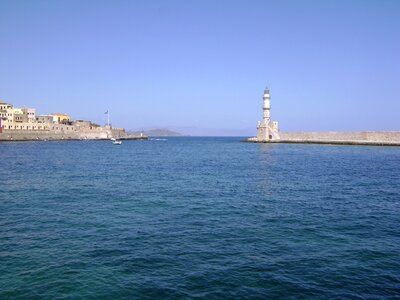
[257,87,279,142]
[262,88,271,127]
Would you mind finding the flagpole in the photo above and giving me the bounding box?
[108,111,110,127]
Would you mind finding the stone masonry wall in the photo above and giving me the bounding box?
[0,128,126,141]
[279,131,400,144]
[0,130,79,141]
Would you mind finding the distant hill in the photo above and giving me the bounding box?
[127,128,182,137]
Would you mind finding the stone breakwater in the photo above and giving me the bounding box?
[248,131,400,146]
[0,128,127,141]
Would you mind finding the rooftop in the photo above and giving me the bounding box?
[49,113,69,116]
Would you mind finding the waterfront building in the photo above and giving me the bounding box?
[256,87,280,142]
[49,113,71,124]
[21,108,36,123]
[13,108,24,123]
[0,100,127,140]
[0,106,36,129]
[0,102,12,133]
[36,115,55,124]
[0,102,14,124]
[0,102,12,111]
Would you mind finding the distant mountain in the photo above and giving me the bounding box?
[146,128,182,136]
[127,128,182,137]
[166,126,255,137]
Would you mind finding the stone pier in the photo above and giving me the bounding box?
[247,131,400,146]
[248,87,400,146]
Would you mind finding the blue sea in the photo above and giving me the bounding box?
[1,137,400,299]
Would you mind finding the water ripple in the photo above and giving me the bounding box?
[1,138,400,298]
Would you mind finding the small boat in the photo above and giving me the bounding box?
[112,140,122,145]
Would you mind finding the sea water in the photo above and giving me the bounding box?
[1,137,399,298]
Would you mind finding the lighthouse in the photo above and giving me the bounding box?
[262,87,271,127]
[257,87,279,142]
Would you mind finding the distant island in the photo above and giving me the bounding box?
[127,128,182,137]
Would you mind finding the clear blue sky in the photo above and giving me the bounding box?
[1,0,399,134]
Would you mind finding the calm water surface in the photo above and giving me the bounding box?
[1,137,400,299]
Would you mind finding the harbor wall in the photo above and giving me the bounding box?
[277,131,400,145]
[0,127,126,141]
[0,130,79,141]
